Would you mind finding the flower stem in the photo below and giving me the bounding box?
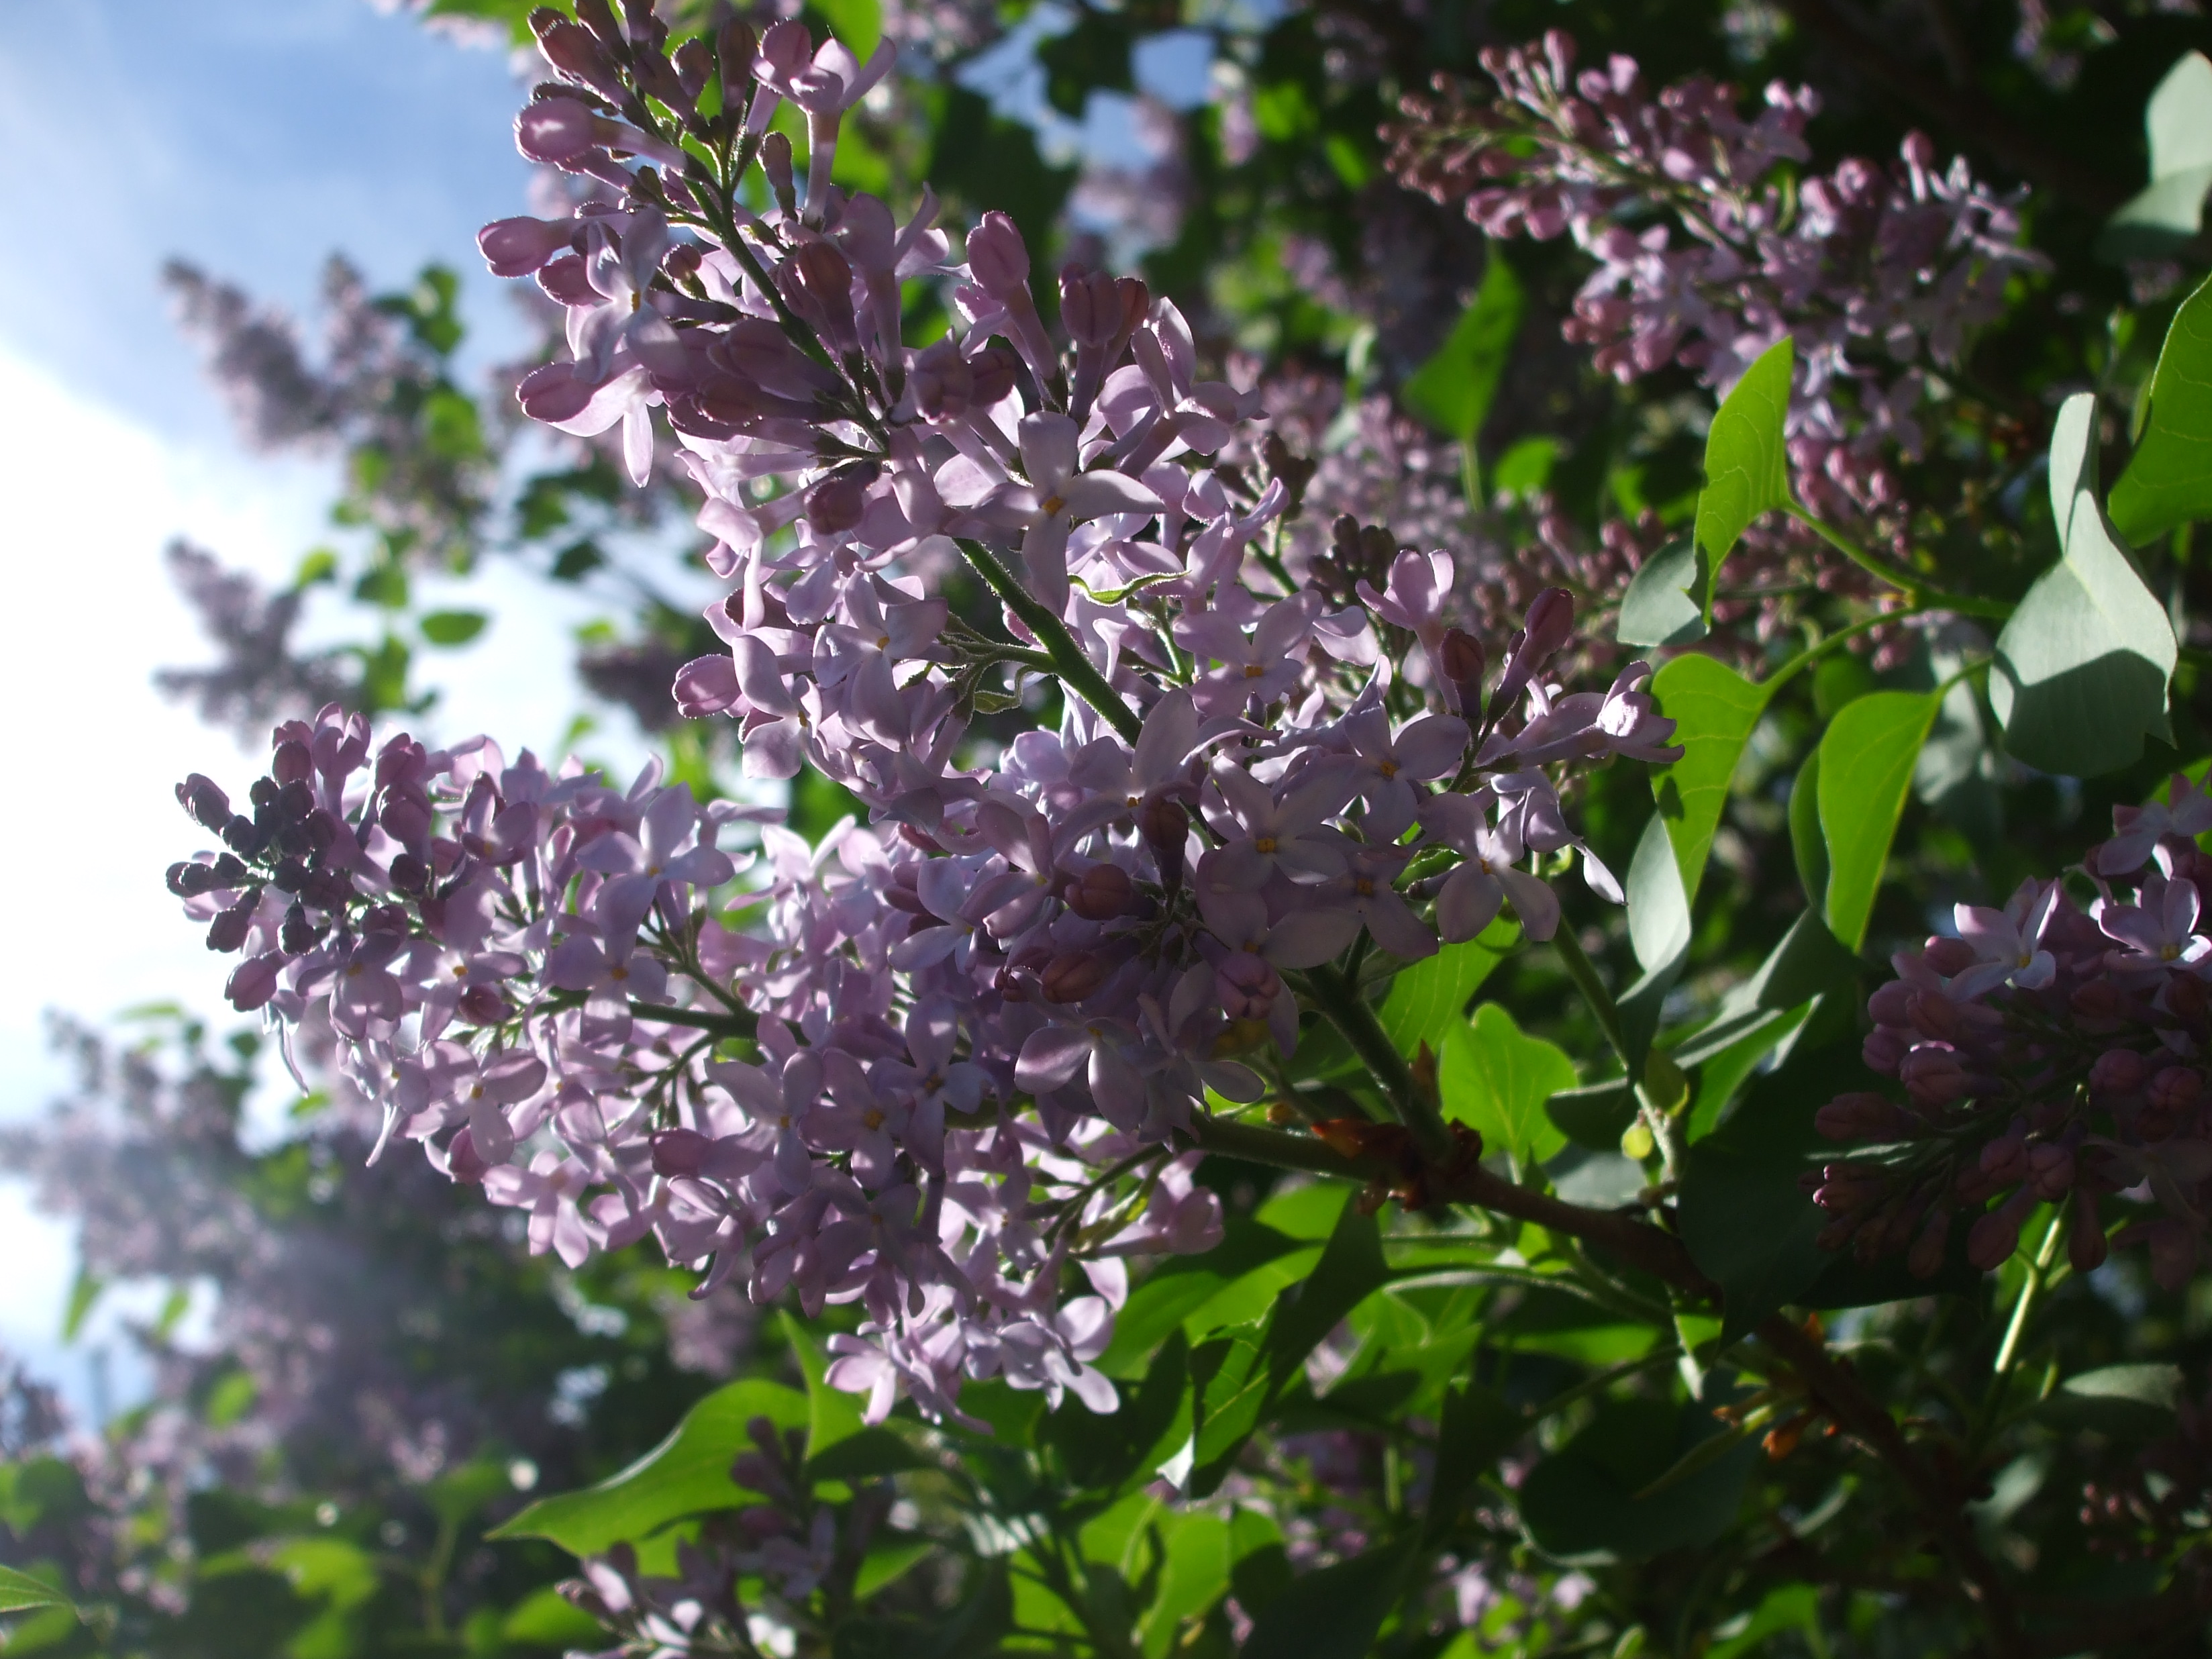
[1783,504,2012,621]
[954,538,1144,742]
[1300,963,1452,1162]
[1549,927,1685,1180]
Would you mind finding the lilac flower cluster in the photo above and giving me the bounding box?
[168,7,1682,1425]
[1386,31,2046,524]
[1814,778,2212,1291]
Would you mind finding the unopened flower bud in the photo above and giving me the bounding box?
[1815,1091,1907,1142]
[2070,1189,2109,1273]
[715,19,758,96]
[271,739,312,785]
[446,1127,491,1185]
[479,214,576,279]
[1521,587,1575,662]
[968,348,1017,407]
[166,861,214,899]
[2071,978,2125,1021]
[804,471,869,534]
[2165,974,2209,1021]
[1967,1194,2031,1270]
[1059,266,1120,346]
[965,211,1030,297]
[515,96,602,164]
[177,774,232,830]
[1862,1027,1907,1074]
[225,954,281,1012]
[2150,1065,2204,1113]
[389,853,430,895]
[1978,1121,2029,1183]
[1907,1208,1950,1278]
[1922,936,1976,977]
[531,15,626,101]
[206,899,256,954]
[1139,794,1189,896]
[1899,1044,1967,1107]
[1215,952,1282,1021]
[223,813,263,856]
[785,240,856,346]
[276,779,314,822]
[2027,1142,2074,1199]
[652,1127,713,1177]
[761,130,797,217]
[458,983,511,1025]
[271,857,309,894]
[250,776,279,811]
[1866,980,1915,1026]
[1041,950,1109,1004]
[1907,990,1966,1043]
[1066,862,1134,921]
[1439,626,1486,712]
[211,853,250,888]
[2090,1048,2148,1093]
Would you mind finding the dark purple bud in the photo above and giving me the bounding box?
[271,858,309,895]
[1041,950,1110,1005]
[250,776,279,810]
[459,984,513,1026]
[804,472,869,535]
[211,853,250,887]
[2071,979,2125,1021]
[1215,953,1281,1021]
[1899,1044,1967,1107]
[1066,863,1134,921]
[222,813,262,855]
[2090,1048,2149,1093]
[166,861,214,899]
[205,900,256,954]
[446,1128,491,1185]
[761,131,797,217]
[1907,1208,1950,1278]
[1140,795,1189,897]
[389,853,430,895]
[275,780,314,823]
[785,240,856,346]
[303,868,354,911]
[1812,1164,1884,1213]
[1922,936,1976,977]
[1439,627,1486,712]
[2070,1190,2108,1273]
[2166,975,2209,1021]
[1967,1197,2029,1271]
[270,739,312,786]
[715,20,757,97]
[281,906,322,955]
[1521,587,1575,661]
[1867,980,1915,1027]
[652,1127,713,1178]
[2027,1142,2074,1199]
[965,211,1030,297]
[968,348,1018,407]
[225,954,281,1012]
[1059,266,1119,347]
[1978,1122,2029,1183]
[177,774,231,830]
[1862,1027,1907,1074]
[1907,991,1964,1042]
[1815,1091,1907,1142]
[2150,1066,2204,1114]
[303,811,340,856]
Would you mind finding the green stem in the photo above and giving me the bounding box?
[1784,504,2012,621]
[954,538,1143,742]
[1760,607,1927,696]
[1550,927,1682,1180]
[1301,963,1449,1161]
[1976,1211,2064,1448]
[628,999,757,1038]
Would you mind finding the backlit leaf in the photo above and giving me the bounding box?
[2109,274,2212,545]
[1691,336,1795,611]
[1817,690,1940,950]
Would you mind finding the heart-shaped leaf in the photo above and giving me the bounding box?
[2108,274,2212,546]
[1817,690,1941,950]
[2097,52,2212,262]
[1691,336,1795,613]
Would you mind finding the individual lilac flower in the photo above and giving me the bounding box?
[2097,876,2212,974]
[1338,706,1469,836]
[576,784,738,949]
[2099,774,2212,874]
[1423,793,1560,942]
[1950,878,2062,999]
[977,413,1163,616]
[1356,549,1454,692]
[1177,594,1319,716]
[484,1148,597,1268]
[1200,764,1356,890]
[1317,844,1438,962]
[546,927,670,1044]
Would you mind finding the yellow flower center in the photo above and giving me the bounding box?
[1254,836,1278,854]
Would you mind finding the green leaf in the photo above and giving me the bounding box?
[2097,52,2212,262]
[1615,536,1708,648]
[1440,1003,1577,1164]
[1817,690,1941,950]
[1648,654,1774,906]
[419,609,489,647]
[1671,910,1859,1068]
[491,1378,807,1556]
[2038,1363,2184,1439]
[1993,393,2178,775]
[804,1428,929,1485]
[60,1268,103,1342]
[781,1310,865,1461]
[1044,1332,1190,1494]
[1239,1534,1418,1659]
[1625,811,1693,976]
[1707,1584,1823,1659]
[1788,752,1827,911]
[1691,336,1795,611]
[1095,1220,1301,1374]
[811,0,883,57]
[1375,923,1517,1058]
[854,1537,933,1602]
[1402,250,1526,446]
[1425,1384,1520,1541]
[1518,1395,1754,1562]
[503,1585,605,1647]
[0,1565,73,1617]
[2109,274,2212,545]
[204,1369,258,1429]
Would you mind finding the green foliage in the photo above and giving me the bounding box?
[1646,654,1773,904]
[1614,536,1707,647]
[493,1379,807,1557]
[2109,273,2212,544]
[1440,1003,1576,1164]
[1816,690,1941,950]
[2099,51,2212,260]
[1993,393,2178,775]
[1689,336,1795,617]
[1401,248,1526,490]
[0,1564,74,1617]
[1517,1396,1756,1562]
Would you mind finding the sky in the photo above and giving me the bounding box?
[0,0,1224,1419]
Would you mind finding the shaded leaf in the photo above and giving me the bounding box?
[1240,1534,1418,1659]
[0,1564,73,1617]
[781,1310,865,1461]
[1615,536,1708,647]
[1817,690,1940,949]
[1440,1003,1578,1164]
[2109,274,2212,545]
[2039,1364,2185,1440]
[1426,1384,1521,1540]
[1519,1396,1754,1562]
